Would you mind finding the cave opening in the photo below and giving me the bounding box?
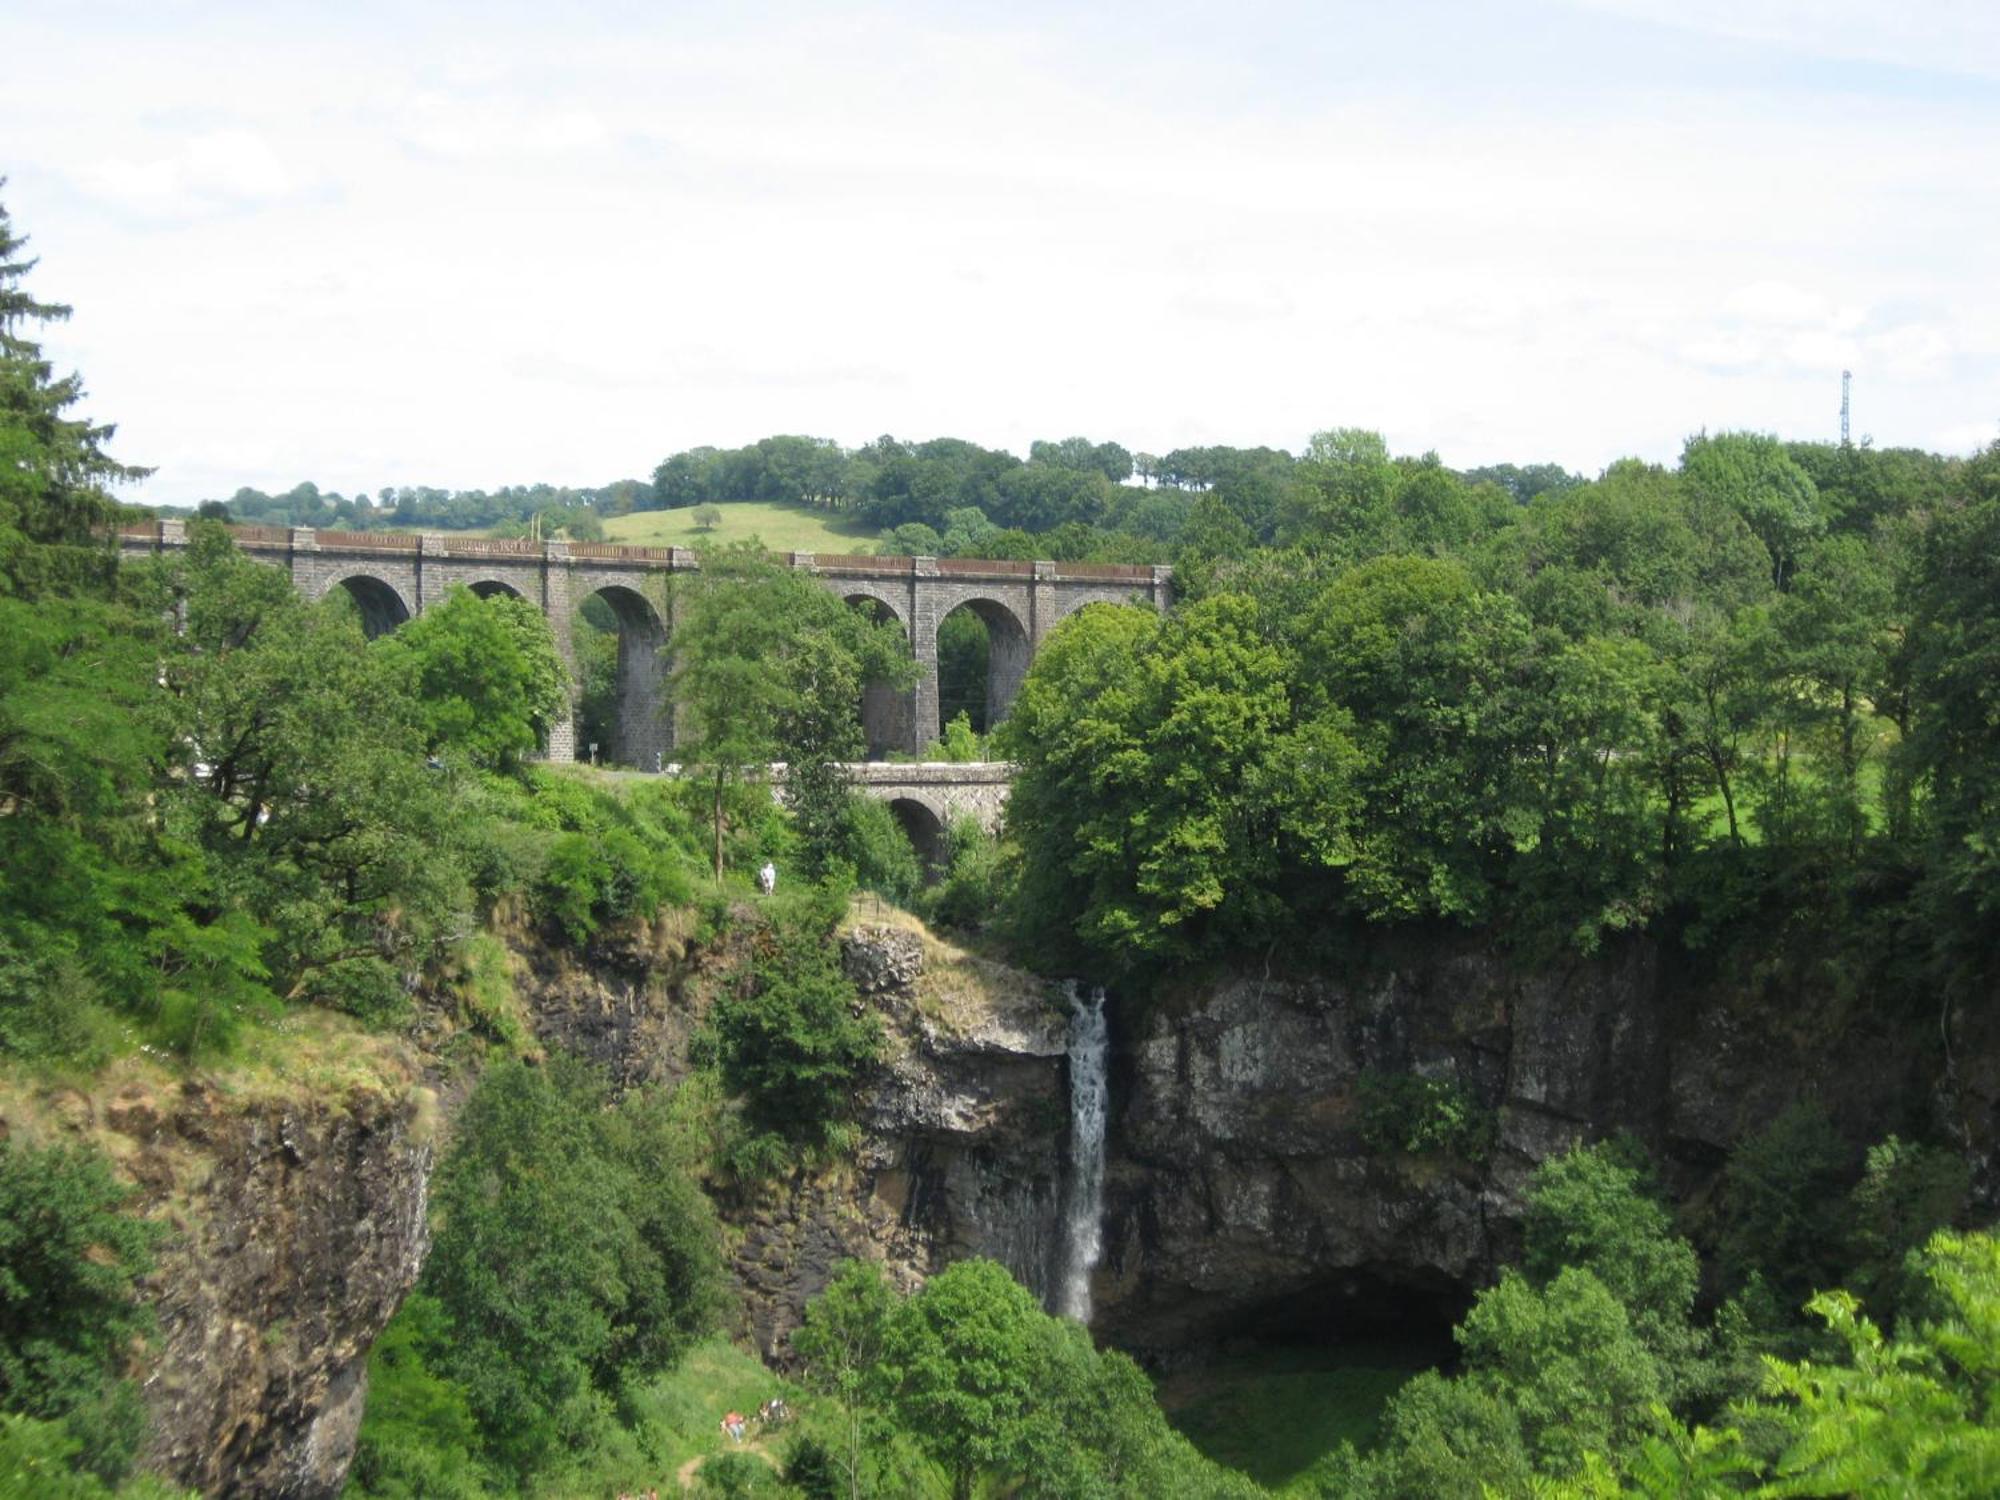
[1145,1267,1468,1489]
[1222,1264,1469,1351]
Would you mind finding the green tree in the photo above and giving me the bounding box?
[345,1294,496,1500]
[1457,1268,1667,1476]
[166,528,465,1021]
[1901,444,2000,961]
[1002,596,1363,970]
[1365,1370,1535,1500]
[1739,1229,2000,1496]
[1278,427,1399,553]
[1294,555,1532,924]
[935,609,992,732]
[876,1260,1048,1500]
[0,185,147,601]
[378,585,568,768]
[0,1142,162,1483]
[1715,1101,1849,1313]
[417,1057,723,1475]
[1520,1145,1702,1386]
[699,904,883,1160]
[1844,1135,1969,1314]
[1171,494,1256,603]
[0,1414,192,1498]
[792,1261,899,1500]
[1681,431,1825,592]
[671,544,914,880]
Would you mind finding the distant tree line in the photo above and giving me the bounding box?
[185,479,653,538]
[178,435,1599,558]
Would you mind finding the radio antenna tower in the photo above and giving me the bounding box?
[1840,370,1852,446]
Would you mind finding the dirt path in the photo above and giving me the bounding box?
[675,1438,781,1492]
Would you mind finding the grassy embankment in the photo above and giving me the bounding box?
[603,501,882,554]
[1158,1342,1440,1492]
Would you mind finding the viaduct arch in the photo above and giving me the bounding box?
[119,522,1172,761]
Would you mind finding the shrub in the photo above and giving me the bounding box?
[1354,1070,1493,1162]
[0,941,120,1067]
[843,796,923,907]
[697,910,882,1161]
[923,817,1009,934]
[783,1435,841,1500]
[533,829,690,944]
[922,711,986,763]
[1715,1100,1849,1308]
[693,1450,781,1497]
[0,1413,191,1498]
[1845,1134,1969,1313]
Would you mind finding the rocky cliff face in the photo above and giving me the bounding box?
[494,907,1072,1360]
[691,920,1068,1362]
[32,905,1983,1495]
[1094,934,1991,1356]
[0,1021,434,1500]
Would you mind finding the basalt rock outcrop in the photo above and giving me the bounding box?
[0,1024,434,1500]
[725,921,1070,1361]
[1092,933,1990,1357]
[497,908,1072,1362]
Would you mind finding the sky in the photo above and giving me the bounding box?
[4,0,1998,506]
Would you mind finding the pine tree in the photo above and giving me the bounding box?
[0,180,149,598]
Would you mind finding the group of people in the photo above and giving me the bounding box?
[718,1396,789,1444]
[610,1395,789,1494]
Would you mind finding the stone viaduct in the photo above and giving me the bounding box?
[118,520,1172,766]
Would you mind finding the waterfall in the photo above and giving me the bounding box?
[1056,981,1110,1323]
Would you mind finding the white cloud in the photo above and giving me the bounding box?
[1721,282,1862,332]
[1930,419,1998,455]
[80,130,295,212]
[396,94,613,159]
[1564,0,2000,79]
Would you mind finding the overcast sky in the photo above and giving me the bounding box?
[6,0,1998,505]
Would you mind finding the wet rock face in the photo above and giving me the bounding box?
[1095,936,1979,1357]
[117,1078,435,1500]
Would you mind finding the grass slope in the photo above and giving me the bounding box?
[1158,1342,1438,1489]
[605,501,883,555]
[525,1339,794,1497]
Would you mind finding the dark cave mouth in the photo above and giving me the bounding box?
[1147,1268,1467,1485]
[1216,1263,1468,1355]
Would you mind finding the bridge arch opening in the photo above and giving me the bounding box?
[887,797,948,880]
[935,598,1029,744]
[571,584,668,768]
[330,574,413,639]
[846,594,912,759]
[469,579,526,601]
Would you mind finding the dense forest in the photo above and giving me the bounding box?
[7,176,2000,1500]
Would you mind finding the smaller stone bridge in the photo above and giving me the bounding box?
[845,762,1011,868]
[759,760,1008,871]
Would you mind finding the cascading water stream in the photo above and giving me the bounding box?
[1056,981,1109,1323]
